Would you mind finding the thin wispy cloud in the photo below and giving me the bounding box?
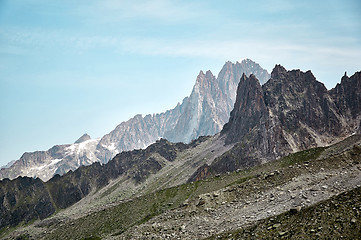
[125,37,360,65]
[1,24,360,81]
[104,0,202,21]
[71,0,210,25]
[0,27,120,52]
[2,0,359,64]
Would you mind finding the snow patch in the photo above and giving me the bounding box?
[104,142,117,151]
[65,138,100,155]
[30,158,62,171]
[76,138,99,155]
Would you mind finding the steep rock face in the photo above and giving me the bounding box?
[329,71,361,132]
[164,70,225,143]
[0,59,270,181]
[204,67,361,175]
[0,177,55,229]
[262,65,358,150]
[222,73,268,143]
[0,147,66,181]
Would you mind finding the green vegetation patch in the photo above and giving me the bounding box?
[81,237,101,240]
[226,175,254,188]
[279,147,326,168]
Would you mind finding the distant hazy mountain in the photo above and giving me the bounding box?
[0,59,270,181]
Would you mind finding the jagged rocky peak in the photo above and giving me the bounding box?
[0,160,15,169]
[269,64,322,87]
[219,59,270,84]
[264,66,328,110]
[330,71,361,119]
[222,73,267,144]
[238,59,271,85]
[216,59,270,109]
[270,64,287,79]
[264,66,335,137]
[74,133,91,144]
[238,58,257,68]
[209,66,361,177]
[205,70,215,78]
[194,70,216,90]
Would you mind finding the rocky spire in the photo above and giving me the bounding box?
[222,73,267,144]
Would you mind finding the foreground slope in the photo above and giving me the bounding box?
[209,185,361,239]
[4,134,360,239]
[0,59,270,181]
[119,135,361,239]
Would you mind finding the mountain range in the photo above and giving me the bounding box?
[192,65,361,179]
[0,59,270,181]
[0,63,360,239]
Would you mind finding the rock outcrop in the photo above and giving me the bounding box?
[0,177,55,229]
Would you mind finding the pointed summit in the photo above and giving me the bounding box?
[195,70,214,79]
[238,58,253,64]
[341,71,349,83]
[222,73,266,143]
[205,70,214,78]
[330,71,361,119]
[74,133,91,144]
[271,64,287,79]
[194,69,216,91]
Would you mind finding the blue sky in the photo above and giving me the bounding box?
[0,0,360,166]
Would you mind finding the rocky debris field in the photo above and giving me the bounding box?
[210,185,361,239]
[120,141,361,239]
